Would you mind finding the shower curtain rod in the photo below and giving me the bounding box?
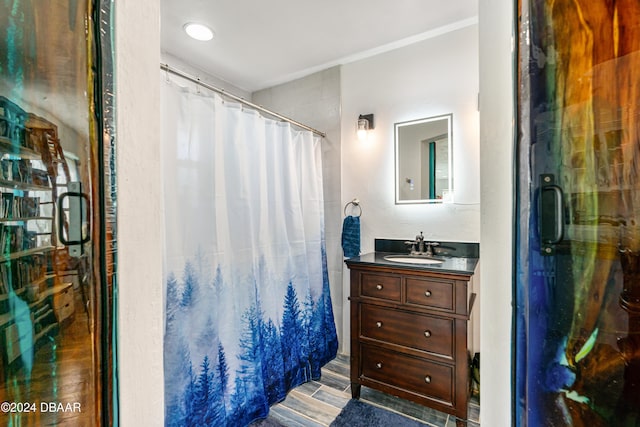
[160,63,326,138]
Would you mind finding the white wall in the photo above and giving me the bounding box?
[161,51,251,99]
[341,24,480,248]
[340,23,480,353]
[115,1,165,425]
[478,0,514,425]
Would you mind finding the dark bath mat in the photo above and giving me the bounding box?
[330,399,430,427]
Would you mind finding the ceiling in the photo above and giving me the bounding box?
[161,0,478,93]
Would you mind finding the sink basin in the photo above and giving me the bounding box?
[383,255,444,265]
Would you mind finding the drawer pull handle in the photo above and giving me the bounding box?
[376,362,383,369]
[376,321,383,328]
[424,375,432,384]
[424,330,432,338]
[376,284,383,290]
[424,290,432,297]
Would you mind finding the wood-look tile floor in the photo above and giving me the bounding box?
[263,354,481,427]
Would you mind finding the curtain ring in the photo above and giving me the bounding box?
[344,199,362,217]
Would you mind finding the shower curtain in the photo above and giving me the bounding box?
[161,77,338,426]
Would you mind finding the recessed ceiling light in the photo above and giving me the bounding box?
[183,23,214,41]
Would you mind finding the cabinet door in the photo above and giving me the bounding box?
[0,2,115,425]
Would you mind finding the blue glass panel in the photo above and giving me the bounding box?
[517,0,640,425]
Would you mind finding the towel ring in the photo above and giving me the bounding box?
[344,199,362,217]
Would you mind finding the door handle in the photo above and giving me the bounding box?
[58,181,90,257]
[539,174,564,255]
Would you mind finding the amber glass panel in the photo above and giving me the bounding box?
[517,0,640,425]
[0,1,114,425]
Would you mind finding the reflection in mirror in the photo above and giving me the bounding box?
[395,114,452,204]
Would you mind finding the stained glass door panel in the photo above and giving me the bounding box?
[0,1,115,425]
[516,1,640,426]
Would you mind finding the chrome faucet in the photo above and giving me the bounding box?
[416,232,424,253]
[404,240,417,254]
[405,232,439,257]
[424,241,439,257]
[405,232,423,255]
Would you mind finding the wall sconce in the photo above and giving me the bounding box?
[357,114,374,141]
[405,177,415,191]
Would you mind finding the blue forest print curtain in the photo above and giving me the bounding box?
[161,77,338,426]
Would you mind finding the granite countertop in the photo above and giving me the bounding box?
[345,252,479,276]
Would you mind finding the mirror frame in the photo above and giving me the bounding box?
[394,113,453,204]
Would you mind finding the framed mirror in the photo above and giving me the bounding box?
[394,114,452,204]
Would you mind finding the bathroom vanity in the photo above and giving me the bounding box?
[346,246,478,427]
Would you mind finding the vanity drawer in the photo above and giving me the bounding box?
[361,273,401,302]
[405,277,454,311]
[361,344,453,404]
[361,305,453,359]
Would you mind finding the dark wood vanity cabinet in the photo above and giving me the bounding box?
[347,262,476,427]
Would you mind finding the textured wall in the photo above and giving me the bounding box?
[115,1,165,425]
[478,0,513,425]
